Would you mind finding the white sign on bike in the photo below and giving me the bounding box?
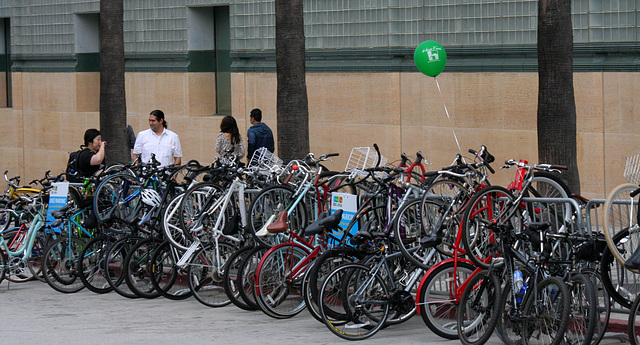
[46,182,69,224]
[330,192,358,234]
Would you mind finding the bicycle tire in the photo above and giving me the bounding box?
[580,268,610,345]
[319,263,390,340]
[93,173,141,223]
[629,294,640,345]
[306,246,366,323]
[495,274,522,345]
[222,244,257,311]
[393,197,429,270]
[178,182,226,243]
[0,244,5,283]
[418,260,476,339]
[600,227,639,308]
[78,235,116,294]
[565,273,596,345]
[149,240,192,300]
[248,185,308,247]
[521,276,571,345]
[187,242,235,308]
[124,237,163,299]
[26,232,47,282]
[603,183,640,271]
[457,269,501,345]
[237,245,269,310]
[105,236,142,299]
[161,193,191,251]
[421,178,471,257]
[461,186,518,269]
[254,243,310,318]
[42,236,87,293]
[525,172,572,233]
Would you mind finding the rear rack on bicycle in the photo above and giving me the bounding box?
[624,152,640,185]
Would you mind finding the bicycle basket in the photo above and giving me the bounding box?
[624,152,640,184]
[345,147,387,176]
[248,147,283,171]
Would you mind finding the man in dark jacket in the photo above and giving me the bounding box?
[247,108,275,161]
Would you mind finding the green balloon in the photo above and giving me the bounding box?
[414,40,447,77]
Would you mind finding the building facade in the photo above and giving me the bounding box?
[0,0,638,197]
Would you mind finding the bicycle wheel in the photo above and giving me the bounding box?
[306,246,365,323]
[161,193,190,251]
[0,199,15,232]
[600,227,640,308]
[93,173,141,223]
[319,263,390,340]
[42,236,87,293]
[26,232,47,282]
[393,197,434,270]
[79,235,116,294]
[456,269,501,345]
[629,294,640,345]
[4,230,46,283]
[178,182,226,242]
[521,276,571,345]
[525,172,572,233]
[105,236,142,299]
[254,244,310,318]
[495,275,522,345]
[222,244,257,311]
[603,183,640,270]
[421,178,470,257]
[248,185,308,247]
[418,260,476,339]
[565,273,596,345]
[237,245,269,310]
[187,242,235,308]
[149,240,192,300]
[581,268,610,345]
[0,245,5,283]
[462,186,519,269]
[124,237,163,299]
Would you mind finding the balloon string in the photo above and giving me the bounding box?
[434,77,463,158]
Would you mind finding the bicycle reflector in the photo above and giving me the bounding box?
[292,164,298,170]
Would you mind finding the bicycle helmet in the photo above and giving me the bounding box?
[141,189,162,207]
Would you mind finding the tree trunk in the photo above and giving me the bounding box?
[275,0,309,163]
[537,0,580,193]
[99,0,129,165]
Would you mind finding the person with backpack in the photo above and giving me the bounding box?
[68,128,107,181]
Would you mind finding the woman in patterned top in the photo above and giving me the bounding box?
[215,115,245,164]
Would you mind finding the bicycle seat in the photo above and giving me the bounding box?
[350,230,373,246]
[51,204,72,218]
[625,245,640,271]
[420,233,442,248]
[266,211,288,233]
[305,209,343,236]
[527,222,550,232]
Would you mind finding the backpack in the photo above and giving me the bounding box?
[66,148,84,182]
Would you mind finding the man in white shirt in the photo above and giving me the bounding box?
[133,110,183,167]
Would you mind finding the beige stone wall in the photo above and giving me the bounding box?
[1,70,639,200]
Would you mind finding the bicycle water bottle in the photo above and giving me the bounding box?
[513,267,524,291]
[516,283,527,304]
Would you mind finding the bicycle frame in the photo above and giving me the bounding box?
[0,210,45,261]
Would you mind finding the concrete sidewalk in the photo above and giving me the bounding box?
[0,279,631,345]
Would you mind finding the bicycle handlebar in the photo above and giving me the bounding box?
[502,159,567,173]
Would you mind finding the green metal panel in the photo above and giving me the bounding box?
[215,6,231,115]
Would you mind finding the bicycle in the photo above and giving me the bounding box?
[0,205,48,284]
